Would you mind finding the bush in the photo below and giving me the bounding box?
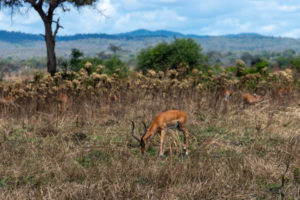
[104,55,129,77]
[248,58,270,76]
[70,48,84,71]
[291,55,300,72]
[69,49,104,73]
[136,38,207,73]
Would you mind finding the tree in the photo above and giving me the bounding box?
[0,0,97,75]
[290,55,300,72]
[70,48,84,71]
[136,38,207,72]
[241,52,253,66]
[108,43,122,55]
[104,55,129,77]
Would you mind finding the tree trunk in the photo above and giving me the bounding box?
[43,21,57,76]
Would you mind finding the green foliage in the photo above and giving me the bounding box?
[294,167,300,184]
[241,52,253,66]
[232,58,270,78]
[62,49,128,78]
[108,43,122,54]
[0,71,4,82]
[33,71,44,83]
[76,150,111,168]
[290,55,300,72]
[252,58,270,76]
[136,38,207,72]
[235,60,247,77]
[276,56,289,69]
[70,48,84,71]
[0,0,97,11]
[21,57,47,69]
[104,55,129,77]
[67,48,105,74]
[57,57,69,73]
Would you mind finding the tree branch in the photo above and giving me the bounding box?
[37,0,44,7]
[60,3,70,12]
[24,0,36,5]
[53,17,63,39]
[30,0,46,20]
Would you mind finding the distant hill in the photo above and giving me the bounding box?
[0,29,187,43]
[0,29,269,42]
[1,29,300,59]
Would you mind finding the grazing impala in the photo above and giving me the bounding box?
[242,93,261,105]
[131,110,189,156]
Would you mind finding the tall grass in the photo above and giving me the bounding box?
[0,69,299,199]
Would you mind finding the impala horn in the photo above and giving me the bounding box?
[141,121,148,138]
[131,121,141,142]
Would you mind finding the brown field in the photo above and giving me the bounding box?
[0,67,299,199]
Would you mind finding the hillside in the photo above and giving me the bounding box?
[1,29,300,59]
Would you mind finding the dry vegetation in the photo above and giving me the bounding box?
[0,65,299,199]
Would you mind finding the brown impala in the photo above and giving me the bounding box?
[131,110,189,156]
[242,93,261,105]
[57,93,68,113]
[223,89,232,102]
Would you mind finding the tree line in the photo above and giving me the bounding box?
[1,38,300,78]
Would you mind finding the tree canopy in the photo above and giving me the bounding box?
[136,38,207,72]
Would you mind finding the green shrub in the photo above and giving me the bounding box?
[70,48,84,71]
[291,55,300,72]
[104,55,129,77]
[136,38,207,72]
[247,58,270,76]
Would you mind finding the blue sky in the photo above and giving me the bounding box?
[1,0,300,38]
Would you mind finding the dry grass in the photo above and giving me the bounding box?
[0,69,299,199]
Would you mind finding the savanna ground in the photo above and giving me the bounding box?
[0,68,300,199]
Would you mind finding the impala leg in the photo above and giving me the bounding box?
[181,125,189,155]
[159,129,166,156]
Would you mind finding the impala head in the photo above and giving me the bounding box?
[131,121,148,154]
[223,89,232,102]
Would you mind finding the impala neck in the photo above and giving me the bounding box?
[142,124,158,142]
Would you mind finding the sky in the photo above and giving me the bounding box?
[1,0,300,38]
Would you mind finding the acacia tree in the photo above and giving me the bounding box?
[0,0,98,75]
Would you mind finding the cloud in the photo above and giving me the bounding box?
[251,1,300,12]
[261,25,277,33]
[111,8,186,32]
[1,0,300,38]
[95,0,117,19]
[283,29,300,38]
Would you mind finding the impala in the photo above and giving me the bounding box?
[131,110,189,156]
[108,92,118,103]
[277,88,288,98]
[223,89,232,102]
[0,96,16,108]
[242,93,261,105]
[57,93,68,113]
